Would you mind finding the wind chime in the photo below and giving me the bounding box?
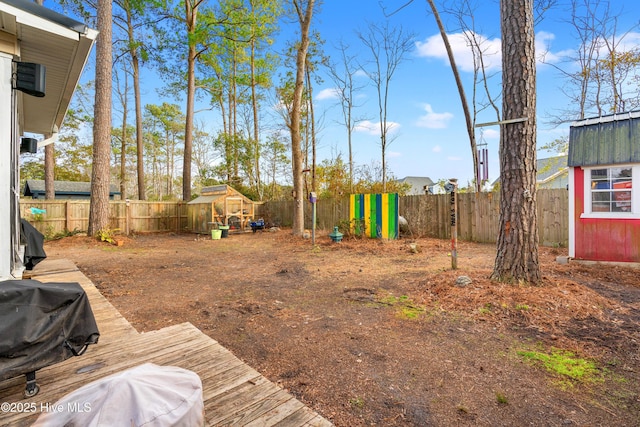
[477,134,489,186]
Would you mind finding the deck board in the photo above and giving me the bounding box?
[0,259,332,426]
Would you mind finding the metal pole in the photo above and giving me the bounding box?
[312,201,316,246]
[308,191,317,246]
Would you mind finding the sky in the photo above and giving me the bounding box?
[302,0,640,187]
[50,0,640,189]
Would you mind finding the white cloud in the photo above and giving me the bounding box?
[354,120,400,135]
[354,69,368,78]
[317,87,340,101]
[415,31,501,73]
[534,31,640,68]
[481,128,500,139]
[536,31,573,65]
[416,104,454,129]
[416,30,576,71]
[538,31,640,75]
[447,156,463,161]
[433,145,442,153]
[617,32,640,53]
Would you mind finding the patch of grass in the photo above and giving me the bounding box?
[44,227,83,241]
[478,303,493,315]
[456,404,469,413]
[349,397,365,409]
[400,306,424,319]
[517,348,603,388]
[377,293,425,320]
[515,303,529,311]
[495,392,509,404]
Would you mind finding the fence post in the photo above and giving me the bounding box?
[176,201,182,233]
[65,200,70,232]
[126,199,131,235]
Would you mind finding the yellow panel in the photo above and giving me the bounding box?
[381,193,389,239]
[364,194,371,236]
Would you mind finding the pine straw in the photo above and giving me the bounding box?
[412,267,632,355]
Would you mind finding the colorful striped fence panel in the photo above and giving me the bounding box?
[349,193,399,239]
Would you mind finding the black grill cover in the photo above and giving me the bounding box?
[0,280,100,381]
[20,219,46,270]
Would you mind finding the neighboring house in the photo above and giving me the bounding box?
[491,155,568,189]
[568,111,640,264]
[23,180,121,200]
[537,155,568,189]
[1,0,96,280]
[397,176,436,195]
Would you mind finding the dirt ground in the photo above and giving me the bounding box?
[43,230,640,426]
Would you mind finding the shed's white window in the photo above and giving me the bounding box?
[582,164,640,218]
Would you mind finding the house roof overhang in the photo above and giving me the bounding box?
[0,0,97,135]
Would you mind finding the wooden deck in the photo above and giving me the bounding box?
[0,259,332,426]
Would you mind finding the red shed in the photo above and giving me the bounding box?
[568,111,640,263]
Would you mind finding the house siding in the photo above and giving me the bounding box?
[573,167,640,262]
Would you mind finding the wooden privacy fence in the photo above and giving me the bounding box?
[256,189,569,247]
[20,200,189,236]
[19,189,569,246]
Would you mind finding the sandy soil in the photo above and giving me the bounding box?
[43,231,640,426]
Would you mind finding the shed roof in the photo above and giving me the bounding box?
[23,179,120,196]
[187,195,222,205]
[568,111,640,167]
[201,184,229,195]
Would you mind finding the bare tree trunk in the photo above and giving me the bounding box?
[290,0,314,236]
[491,0,540,283]
[305,65,317,193]
[131,27,145,200]
[426,0,479,191]
[118,70,128,200]
[88,0,113,236]
[183,0,200,201]
[358,23,413,193]
[44,144,54,199]
[120,103,127,200]
[326,42,363,193]
[250,35,262,199]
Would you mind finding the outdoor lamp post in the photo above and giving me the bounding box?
[309,191,317,245]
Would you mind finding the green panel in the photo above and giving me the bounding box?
[583,126,600,165]
[368,194,377,238]
[632,118,640,161]
[599,120,613,164]
[375,193,383,238]
[612,119,631,163]
[388,193,398,239]
[350,194,366,235]
[569,114,640,166]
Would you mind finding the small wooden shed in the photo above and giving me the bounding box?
[568,111,640,263]
[187,185,256,234]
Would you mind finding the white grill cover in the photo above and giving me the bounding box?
[33,363,204,427]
